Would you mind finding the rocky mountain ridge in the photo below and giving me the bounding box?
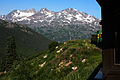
[0,8,100,26]
[0,8,101,42]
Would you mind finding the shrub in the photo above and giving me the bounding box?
[10,61,33,80]
[48,41,59,52]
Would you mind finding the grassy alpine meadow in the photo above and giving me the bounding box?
[0,39,102,80]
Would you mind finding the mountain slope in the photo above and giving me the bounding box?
[0,39,102,80]
[0,19,51,59]
[0,8,101,42]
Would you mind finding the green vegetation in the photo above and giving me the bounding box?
[35,25,97,42]
[0,39,102,80]
[0,19,51,59]
[48,41,59,52]
[5,35,18,71]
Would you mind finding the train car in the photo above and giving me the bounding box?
[91,30,102,48]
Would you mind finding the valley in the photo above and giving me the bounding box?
[0,19,51,59]
[0,8,102,80]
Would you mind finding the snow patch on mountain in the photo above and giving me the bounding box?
[17,17,31,21]
[13,12,34,18]
[75,14,83,21]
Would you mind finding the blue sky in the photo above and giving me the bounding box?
[0,0,101,19]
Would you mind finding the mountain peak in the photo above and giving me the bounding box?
[66,8,77,11]
[40,8,49,12]
[62,8,78,12]
[21,9,36,13]
[10,10,20,13]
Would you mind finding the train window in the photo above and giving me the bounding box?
[115,32,120,64]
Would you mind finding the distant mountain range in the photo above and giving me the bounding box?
[0,19,51,59]
[0,8,101,42]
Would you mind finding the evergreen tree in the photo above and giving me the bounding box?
[5,35,18,71]
[0,58,6,72]
[0,59,4,72]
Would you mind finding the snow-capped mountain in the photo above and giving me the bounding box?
[0,9,36,22]
[0,8,101,42]
[0,8,100,26]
